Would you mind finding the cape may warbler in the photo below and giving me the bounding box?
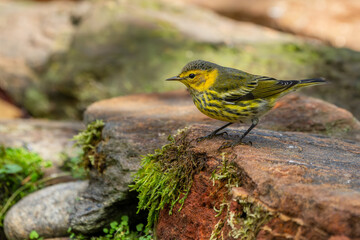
[166,60,326,148]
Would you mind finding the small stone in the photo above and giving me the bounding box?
[4,181,88,240]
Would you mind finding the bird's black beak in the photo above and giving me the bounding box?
[166,76,183,81]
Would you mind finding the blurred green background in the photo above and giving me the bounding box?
[0,0,359,120]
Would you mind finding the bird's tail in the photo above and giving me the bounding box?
[297,78,327,88]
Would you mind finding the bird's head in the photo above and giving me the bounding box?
[166,60,220,92]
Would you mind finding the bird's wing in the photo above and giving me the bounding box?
[217,71,259,102]
[250,77,298,99]
[222,75,298,102]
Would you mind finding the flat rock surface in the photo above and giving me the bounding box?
[87,90,360,141]
[4,181,88,240]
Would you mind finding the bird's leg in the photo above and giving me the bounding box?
[238,118,259,142]
[197,122,233,142]
[219,118,259,150]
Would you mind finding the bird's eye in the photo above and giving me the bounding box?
[189,73,196,79]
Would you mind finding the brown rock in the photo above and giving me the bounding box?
[178,0,360,51]
[83,91,360,238]
[156,125,360,239]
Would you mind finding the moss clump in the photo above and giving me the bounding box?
[73,120,105,173]
[0,146,51,226]
[130,129,206,228]
[210,154,272,240]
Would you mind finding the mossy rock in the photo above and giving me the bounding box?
[23,0,360,119]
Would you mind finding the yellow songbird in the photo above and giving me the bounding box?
[167,60,326,148]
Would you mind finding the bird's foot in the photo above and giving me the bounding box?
[196,131,228,142]
[218,138,252,150]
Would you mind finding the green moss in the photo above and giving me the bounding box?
[0,146,51,226]
[130,129,206,229]
[72,120,105,172]
[210,153,272,240]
